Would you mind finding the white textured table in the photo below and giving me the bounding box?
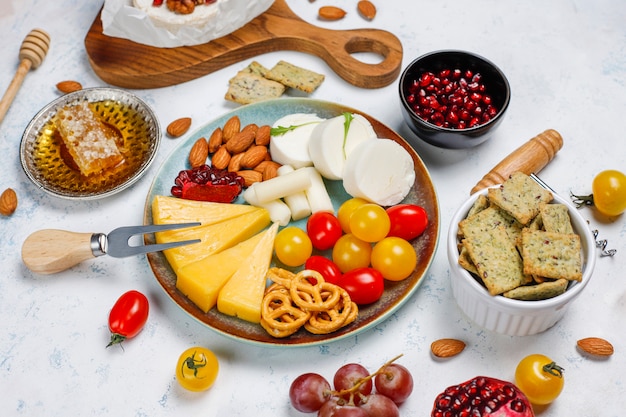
[1,1,624,416]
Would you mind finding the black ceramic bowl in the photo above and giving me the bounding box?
[399,50,511,149]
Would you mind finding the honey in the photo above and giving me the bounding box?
[29,100,158,196]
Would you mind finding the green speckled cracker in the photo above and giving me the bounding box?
[521,229,582,281]
[265,60,325,94]
[540,203,574,234]
[487,172,553,225]
[225,71,286,105]
[503,278,569,301]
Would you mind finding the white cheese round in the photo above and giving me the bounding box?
[342,139,415,206]
[269,113,324,169]
[308,113,376,180]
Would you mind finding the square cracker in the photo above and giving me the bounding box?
[503,278,569,301]
[224,71,286,105]
[487,172,553,225]
[265,60,325,93]
[521,229,582,281]
[241,61,270,77]
[461,223,530,295]
[540,203,574,234]
[459,206,523,246]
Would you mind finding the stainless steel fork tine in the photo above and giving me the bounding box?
[105,222,201,258]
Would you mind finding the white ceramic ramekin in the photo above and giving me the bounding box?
[447,187,596,336]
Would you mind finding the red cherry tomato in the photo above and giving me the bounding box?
[107,290,149,348]
[306,211,343,251]
[305,256,343,285]
[386,204,428,241]
[337,267,384,305]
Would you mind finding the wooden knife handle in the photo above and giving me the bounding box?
[470,129,563,194]
[22,229,96,275]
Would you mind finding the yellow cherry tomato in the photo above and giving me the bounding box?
[337,198,369,233]
[592,170,626,216]
[349,204,390,243]
[371,237,417,281]
[332,233,372,273]
[515,354,564,405]
[274,226,313,267]
[176,346,219,392]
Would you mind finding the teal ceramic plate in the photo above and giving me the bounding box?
[144,98,439,347]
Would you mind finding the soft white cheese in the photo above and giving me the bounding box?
[269,113,324,169]
[342,139,415,206]
[133,0,221,30]
[308,113,376,180]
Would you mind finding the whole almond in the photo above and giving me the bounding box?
[236,170,263,187]
[318,6,347,20]
[208,127,223,153]
[577,337,614,356]
[242,123,258,137]
[56,80,83,94]
[188,137,209,168]
[254,160,281,173]
[357,0,376,20]
[228,152,245,172]
[211,145,231,170]
[0,188,18,216]
[431,338,466,358]
[262,161,280,181]
[222,115,241,142]
[240,145,269,169]
[167,117,192,138]
[226,130,255,154]
[255,125,271,146]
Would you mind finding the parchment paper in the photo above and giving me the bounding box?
[101,0,274,48]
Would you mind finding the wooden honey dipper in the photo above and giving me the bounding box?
[470,129,563,194]
[0,29,51,125]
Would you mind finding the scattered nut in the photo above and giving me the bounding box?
[262,161,280,181]
[577,337,614,357]
[222,115,241,142]
[318,6,347,20]
[56,80,83,94]
[167,117,192,138]
[0,188,18,216]
[188,137,209,168]
[357,0,376,20]
[431,338,466,358]
[228,152,245,172]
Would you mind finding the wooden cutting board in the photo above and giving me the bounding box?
[84,0,403,89]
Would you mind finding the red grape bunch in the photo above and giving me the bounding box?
[289,355,413,417]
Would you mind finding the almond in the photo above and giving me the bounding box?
[207,127,223,153]
[357,0,376,20]
[254,160,281,173]
[0,188,18,216]
[240,145,269,169]
[228,152,245,172]
[430,338,466,358]
[56,80,83,94]
[577,337,614,356]
[262,161,280,181]
[167,117,192,138]
[211,145,231,170]
[188,137,209,168]
[226,129,255,154]
[255,125,271,146]
[318,6,347,20]
[222,115,241,142]
[242,123,258,137]
[236,170,263,187]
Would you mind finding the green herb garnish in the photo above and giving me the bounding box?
[270,121,319,136]
[342,112,354,159]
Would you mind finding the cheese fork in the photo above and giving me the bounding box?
[21,223,201,275]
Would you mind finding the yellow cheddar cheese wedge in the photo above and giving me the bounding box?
[156,208,271,272]
[217,222,279,323]
[176,229,268,313]
[152,195,258,226]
